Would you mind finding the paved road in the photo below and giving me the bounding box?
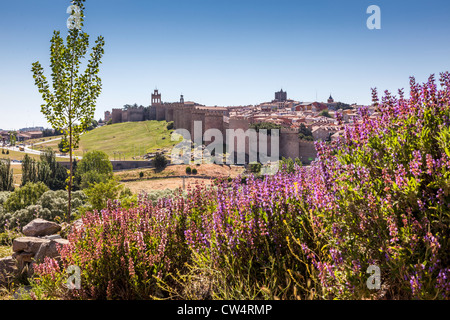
[2,143,82,161]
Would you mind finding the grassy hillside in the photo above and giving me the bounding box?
[74,121,177,160]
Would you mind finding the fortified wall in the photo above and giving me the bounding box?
[105,90,318,164]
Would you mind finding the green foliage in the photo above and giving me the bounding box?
[335,102,353,110]
[192,168,198,175]
[76,150,113,189]
[143,189,182,206]
[279,157,302,173]
[84,178,123,211]
[166,121,174,130]
[139,171,144,179]
[58,138,69,153]
[0,192,11,206]
[0,159,14,192]
[249,122,281,135]
[77,150,113,176]
[153,153,168,171]
[320,110,332,118]
[298,123,313,141]
[31,0,105,223]
[186,166,192,174]
[4,182,49,213]
[0,190,87,232]
[249,162,262,173]
[21,150,68,190]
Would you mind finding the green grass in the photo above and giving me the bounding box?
[75,121,178,160]
[0,149,65,162]
[0,246,12,259]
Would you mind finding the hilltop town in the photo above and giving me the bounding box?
[103,89,375,164]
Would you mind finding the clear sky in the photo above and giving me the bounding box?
[0,0,449,130]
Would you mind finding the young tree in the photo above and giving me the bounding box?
[0,159,14,192]
[31,0,105,223]
[9,132,17,146]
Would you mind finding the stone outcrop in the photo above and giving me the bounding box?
[0,219,72,287]
[22,218,61,237]
[34,238,69,263]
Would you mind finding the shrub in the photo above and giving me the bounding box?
[192,168,198,175]
[33,199,189,299]
[0,189,87,232]
[83,179,124,211]
[4,182,48,213]
[166,121,174,130]
[249,162,261,174]
[279,157,302,173]
[0,192,11,206]
[142,189,181,206]
[79,171,111,190]
[139,172,144,179]
[77,150,113,178]
[153,153,168,171]
[185,166,191,174]
[295,73,450,299]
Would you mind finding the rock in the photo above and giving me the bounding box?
[42,234,62,240]
[0,256,18,287]
[34,238,69,263]
[22,218,61,237]
[70,219,84,235]
[12,252,34,271]
[12,237,51,254]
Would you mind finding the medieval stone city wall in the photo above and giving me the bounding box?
[104,91,318,163]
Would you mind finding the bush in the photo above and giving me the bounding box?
[192,168,197,175]
[279,157,302,173]
[166,121,174,130]
[33,199,189,299]
[297,74,450,299]
[77,151,113,178]
[79,171,111,190]
[185,166,191,174]
[142,189,182,206]
[153,153,168,171]
[249,162,261,174]
[0,189,87,232]
[4,182,49,213]
[0,192,11,206]
[83,179,124,211]
[139,172,144,179]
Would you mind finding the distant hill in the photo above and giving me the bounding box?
[73,120,177,161]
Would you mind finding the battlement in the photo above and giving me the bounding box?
[298,139,316,145]
[281,127,300,134]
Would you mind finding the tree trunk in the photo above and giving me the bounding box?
[68,127,72,224]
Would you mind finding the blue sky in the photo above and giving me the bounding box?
[0,0,449,130]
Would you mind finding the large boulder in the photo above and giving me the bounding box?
[22,218,61,237]
[12,237,51,254]
[34,238,69,263]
